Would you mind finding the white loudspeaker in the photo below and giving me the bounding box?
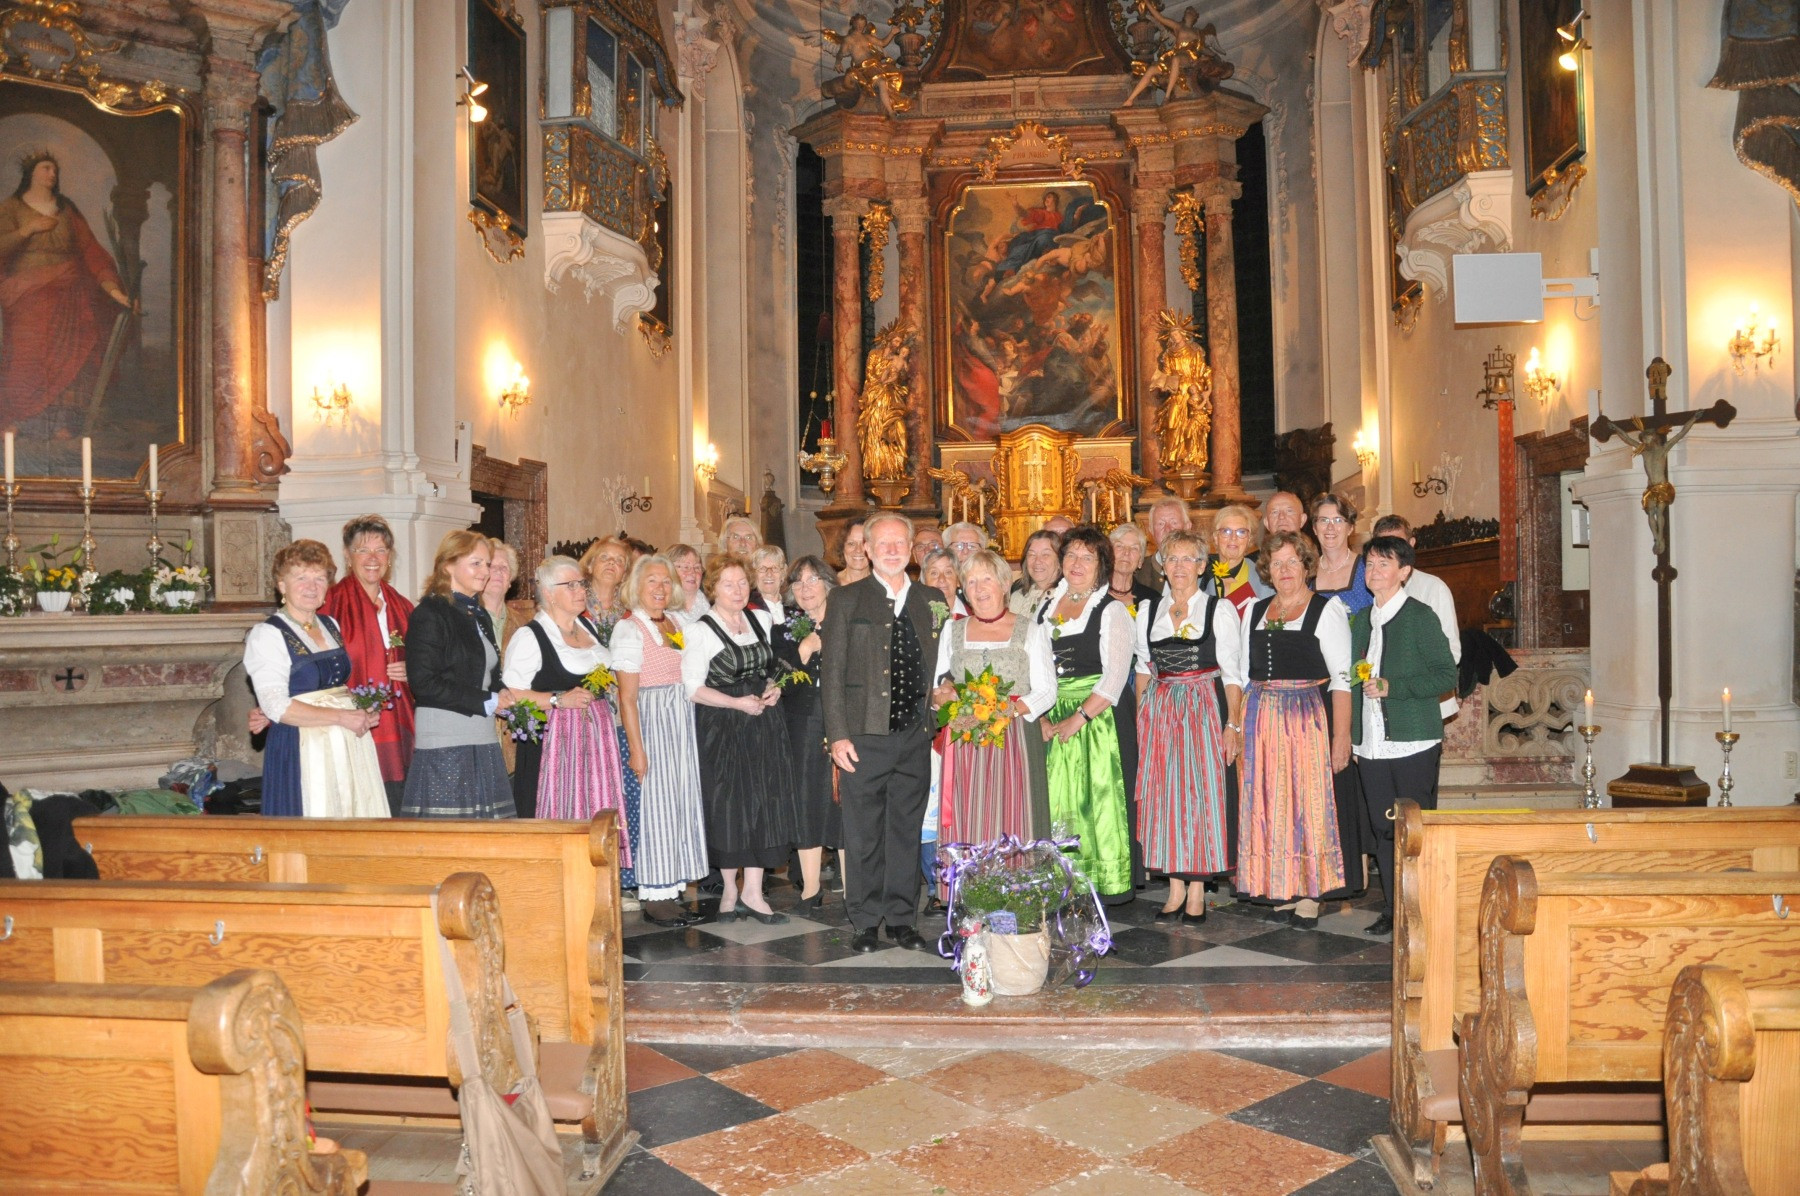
[1452,252,1545,325]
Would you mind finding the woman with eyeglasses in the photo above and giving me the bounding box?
[667,542,710,624]
[1008,528,1062,616]
[1309,493,1372,617]
[1036,525,1135,904]
[1134,529,1244,921]
[1204,504,1273,616]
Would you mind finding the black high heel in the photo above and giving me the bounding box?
[796,892,823,914]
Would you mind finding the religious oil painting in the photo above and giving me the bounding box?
[468,0,528,236]
[926,0,1130,81]
[942,180,1125,441]
[0,78,185,481]
[1519,0,1585,194]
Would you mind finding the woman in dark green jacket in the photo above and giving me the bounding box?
[1350,535,1458,935]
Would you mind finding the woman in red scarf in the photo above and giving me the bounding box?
[322,515,416,814]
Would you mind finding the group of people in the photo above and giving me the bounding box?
[243,489,1457,949]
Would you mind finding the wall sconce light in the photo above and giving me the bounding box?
[311,382,352,426]
[1555,9,1588,71]
[458,67,489,122]
[1728,304,1780,375]
[696,442,720,486]
[1351,428,1377,474]
[1521,347,1560,405]
[1477,345,1515,409]
[497,363,530,415]
[1412,460,1450,497]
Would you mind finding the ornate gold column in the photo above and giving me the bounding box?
[892,195,935,518]
[1131,187,1171,497]
[1198,182,1249,504]
[197,2,293,499]
[823,195,868,511]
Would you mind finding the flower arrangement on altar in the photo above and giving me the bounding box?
[935,665,1016,748]
[935,835,1113,997]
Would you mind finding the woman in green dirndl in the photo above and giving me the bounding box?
[1034,524,1135,903]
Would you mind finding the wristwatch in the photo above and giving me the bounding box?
[1226,722,1243,733]
[550,692,561,709]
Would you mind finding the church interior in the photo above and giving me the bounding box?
[3,0,1800,1193]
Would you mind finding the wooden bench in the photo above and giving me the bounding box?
[1458,859,1800,1195]
[1378,803,1800,1187]
[75,811,633,1183]
[1604,965,1800,1196]
[0,968,365,1195]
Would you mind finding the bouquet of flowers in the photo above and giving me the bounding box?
[581,664,617,696]
[25,534,85,592]
[775,666,811,688]
[348,682,396,711]
[787,613,815,640]
[935,664,1016,748]
[501,698,547,743]
[935,835,1113,992]
[385,630,405,664]
[84,568,157,614]
[663,627,685,650]
[0,567,29,617]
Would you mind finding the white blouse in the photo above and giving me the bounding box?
[1133,588,1247,691]
[609,609,671,673]
[1243,594,1353,692]
[244,613,344,723]
[680,608,776,698]
[932,617,1060,720]
[671,589,711,626]
[1041,580,1135,705]
[503,612,609,691]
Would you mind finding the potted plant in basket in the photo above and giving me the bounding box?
[938,837,1112,997]
[24,534,85,613]
[152,540,209,609]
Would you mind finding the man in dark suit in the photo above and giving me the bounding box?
[822,512,944,953]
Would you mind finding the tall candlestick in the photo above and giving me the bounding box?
[81,437,92,487]
[1412,460,1422,484]
[1722,687,1732,732]
[148,444,158,492]
[643,475,651,496]
[3,431,12,485]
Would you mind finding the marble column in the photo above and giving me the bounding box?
[1131,188,1170,497]
[822,197,868,511]
[1199,184,1249,504]
[892,195,935,519]
[199,4,293,498]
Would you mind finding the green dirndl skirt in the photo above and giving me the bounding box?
[1044,674,1133,896]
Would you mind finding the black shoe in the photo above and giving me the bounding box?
[924,896,947,916]
[795,892,823,914]
[715,906,743,923]
[1181,907,1207,924]
[1288,911,1318,930]
[887,925,932,952]
[1154,907,1184,922]
[1366,913,1394,936]
[640,905,694,929]
[850,927,881,953]
[744,907,789,925]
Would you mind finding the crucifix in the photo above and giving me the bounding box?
[1588,357,1736,805]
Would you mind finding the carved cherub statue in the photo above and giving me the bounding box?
[1122,1,1234,107]
[820,13,910,115]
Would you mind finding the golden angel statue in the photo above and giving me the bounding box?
[857,321,914,483]
[1150,310,1213,473]
[820,14,911,116]
[1122,1,1235,107]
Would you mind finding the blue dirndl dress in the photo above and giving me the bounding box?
[261,614,352,817]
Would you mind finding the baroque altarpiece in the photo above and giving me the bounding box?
[798,0,1266,558]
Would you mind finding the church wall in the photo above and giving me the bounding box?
[275,0,685,593]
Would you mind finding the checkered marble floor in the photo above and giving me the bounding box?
[608,1041,1398,1195]
[622,877,1395,987]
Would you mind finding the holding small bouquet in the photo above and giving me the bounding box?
[581,663,617,697]
[935,664,1017,749]
[502,698,547,743]
[348,681,396,712]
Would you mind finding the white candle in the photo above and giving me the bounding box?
[1584,689,1594,727]
[978,493,986,525]
[3,432,12,485]
[81,437,92,487]
[1413,460,1422,484]
[643,475,651,495]
[1723,687,1732,732]
[148,444,158,492]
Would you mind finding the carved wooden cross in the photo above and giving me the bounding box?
[1588,358,1735,768]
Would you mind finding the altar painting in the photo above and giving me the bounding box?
[0,79,185,481]
[942,180,1124,441]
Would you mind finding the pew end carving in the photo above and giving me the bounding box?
[1459,856,1540,1196]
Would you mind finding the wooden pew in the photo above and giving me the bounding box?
[75,811,633,1183]
[1378,803,1800,1187]
[0,968,366,1195]
[1606,965,1800,1196]
[1458,859,1800,1195]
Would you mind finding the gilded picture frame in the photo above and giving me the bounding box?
[469,0,529,237]
[0,74,191,483]
[1519,0,1584,195]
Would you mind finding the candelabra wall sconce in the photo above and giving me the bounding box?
[1728,304,1780,375]
[1351,428,1377,474]
[1521,347,1560,405]
[696,442,720,487]
[312,383,353,426]
[497,364,531,416]
[1477,345,1515,409]
[1411,461,1450,497]
[620,483,654,515]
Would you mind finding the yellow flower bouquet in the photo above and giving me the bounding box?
[582,664,617,696]
[935,664,1017,749]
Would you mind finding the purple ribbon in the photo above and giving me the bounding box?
[933,834,1113,988]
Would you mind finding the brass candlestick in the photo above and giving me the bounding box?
[798,436,850,495]
[1578,724,1602,809]
[78,483,97,570]
[2,481,18,571]
[145,488,164,567]
[1715,730,1740,808]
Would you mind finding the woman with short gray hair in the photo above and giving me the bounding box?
[501,556,628,825]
